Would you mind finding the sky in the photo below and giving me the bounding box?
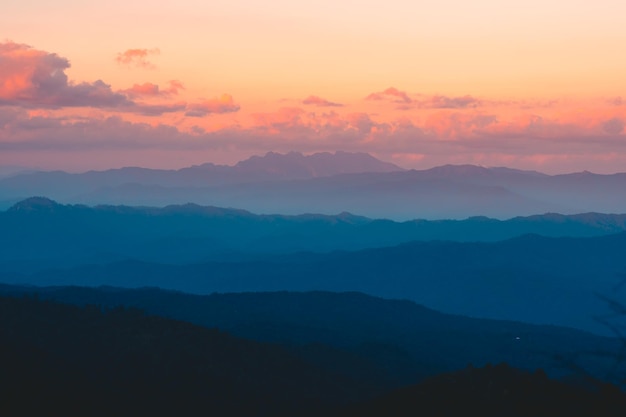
[2,1,626,173]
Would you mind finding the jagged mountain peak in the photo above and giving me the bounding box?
[234,151,403,177]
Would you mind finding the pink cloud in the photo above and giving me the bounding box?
[366,87,481,109]
[0,41,131,109]
[251,107,306,132]
[123,80,185,98]
[2,43,626,174]
[366,87,412,103]
[602,117,624,135]
[133,102,188,116]
[423,95,480,109]
[0,110,191,151]
[167,80,185,95]
[346,112,378,134]
[185,94,240,117]
[0,42,232,117]
[115,48,160,69]
[302,95,343,107]
[4,102,626,174]
[123,82,160,97]
[423,112,498,139]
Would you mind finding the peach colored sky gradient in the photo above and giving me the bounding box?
[2,0,626,173]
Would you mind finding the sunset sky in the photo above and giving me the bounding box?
[2,1,626,173]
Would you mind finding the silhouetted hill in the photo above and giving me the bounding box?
[0,294,374,417]
[1,285,623,387]
[2,198,626,273]
[7,196,62,212]
[336,363,626,417]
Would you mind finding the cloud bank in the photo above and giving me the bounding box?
[0,42,238,117]
[115,48,160,69]
[0,41,131,109]
[2,42,626,174]
[302,95,343,107]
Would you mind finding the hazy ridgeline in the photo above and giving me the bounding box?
[2,153,626,416]
[2,152,626,219]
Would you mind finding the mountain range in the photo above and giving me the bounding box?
[0,151,400,207]
[2,152,626,219]
[3,198,626,335]
[3,151,626,414]
[2,197,626,272]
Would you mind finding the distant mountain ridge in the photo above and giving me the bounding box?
[232,151,403,177]
[1,153,626,218]
[2,198,626,274]
[0,150,403,188]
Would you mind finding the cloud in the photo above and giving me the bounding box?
[123,80,185,98]
[422,95,480,109]
[115,48,160,69]
[423,112,498,139]
[0,111,189,151]
[4,102,626,174]
[0,41,132,109]
[133,102,188,116]
[602,118,624,135]
[185,94,240,117]
[0,42,239,117]
[167,80,185,95]
[250,107,306,133]
[366,87,412,103]
[302,95,343,107]
[123,82,160,97]
[346,112,378,134]
[365,87,481,109]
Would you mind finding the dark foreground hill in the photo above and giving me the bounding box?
[0,294,373,417]
[2,285,624,387]
[2,290,626,417]
[335,363,626,417]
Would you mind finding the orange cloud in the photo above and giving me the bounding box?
[4,101,626,174]
[124,82,160,96]
[0,41,131,108]
[123,80,185,97]
[167,80,185,95]
[115,48,160,69]
[0,42,204,117]
[251,107,305,132]
[422,95,480,109]
[302,95,343,107]
[366,87,412,103]
[423,112,498,139]
[185,94,240,117]
[601,117,624,135]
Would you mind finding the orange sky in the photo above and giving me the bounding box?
[2,1,626,173]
